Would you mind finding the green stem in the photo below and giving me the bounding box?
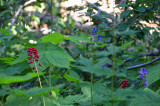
[60,84,72,94]
[90,73,93,106]
[42,74,49,85]
[34,60,45,106]
[111,5,116,106]
[49,64,52,88]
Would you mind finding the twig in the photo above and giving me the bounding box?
[126,56,160,70]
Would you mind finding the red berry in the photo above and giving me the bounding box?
[35,59,39,61]
[30,60,33,63]
[39,63,42,66]
[32,47,35,49]
[33,56,36,59]
[30,67,32,70]
[27,50,31,52]
[33,67,35,69]
[28,62,31,64]
[28,48,32,50]
[28,57,32,60]
[33,51,37,54]
[39,81,41,85]
[36,70,39,72]
[35,54,39,58]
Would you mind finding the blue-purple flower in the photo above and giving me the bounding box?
[139,68,148,79]
[98,35,102,41]
[139,68,148,87]
[101,64,107,69]
[143,78,148,87]
[92,27,98,36]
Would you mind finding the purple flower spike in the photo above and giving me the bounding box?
[139,68,148,87]
[139,70,144,79]
[143,78,148,87]
[101,64,107,69]
[92,27,98,36]
[98,35,102,41]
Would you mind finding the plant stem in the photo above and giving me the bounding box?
[51,0,53,32]
[111,1,116,106]
[34,60,45,106]
[90,73,93,106]
[60,83,72,94]
[49,64,52,88]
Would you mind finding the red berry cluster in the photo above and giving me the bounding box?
[27,47,42,70]
[119,79,128,88]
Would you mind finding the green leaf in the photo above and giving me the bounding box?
[5,95,61,106]
[11,51,28,65]
[121,41,133,50]
[135,5,146,12]
[129,88,160,106]
[0,61,29,75]
[64,73,80,82]
[36,43,75,70]
[74,56,111,76]
[65,36,91,45]
[42,32,65,45]
[0,72,44,84]
[117,27,138,35]
[94,51,112,56]
[80,82,92,98]
[59,95,85,105]
[120,10,131,18]
[10,87,59,97]
[147,64,160,86]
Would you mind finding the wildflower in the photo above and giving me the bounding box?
[139,68,148,87]
[143,78,147,87]
[92,27,98,36]
[101,64,107,69]
[119,79,128,88]
[98,35,102,41]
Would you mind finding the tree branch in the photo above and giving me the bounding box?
[126,56,160,70]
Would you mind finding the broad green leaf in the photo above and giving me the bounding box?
[94,51,112,56]
[64,73,80,82]
[107,44,121,54]
[74,56,111,76]
[65,36,91,45]
[10,88,59,97]
[135,5,146,12]
[0,72,44,84]
[0,61,29,75]
[59,95,85,105]
[130,88,160,106]
[81,82,92,98]
[11,51,28,65]
[147,64,160,86]
[5,95,61,106]
[117,27,138,35]
[36,43,75,70]
[120,10,131,18]
[42,32,65,45]
[0,90,8,96]
[121,41,133,50]
[0,57,14,64]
